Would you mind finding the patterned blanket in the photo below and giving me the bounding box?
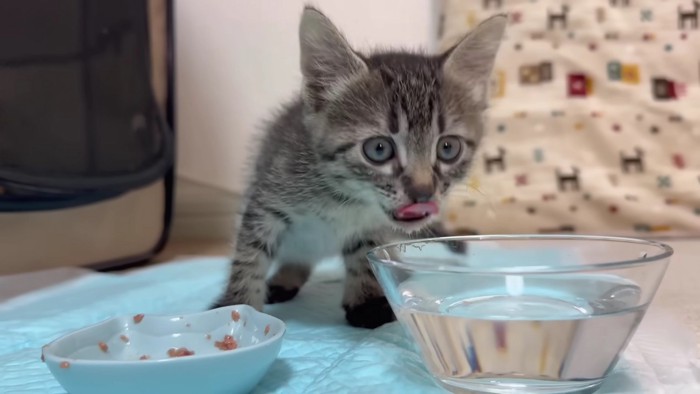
[440,0,700,236]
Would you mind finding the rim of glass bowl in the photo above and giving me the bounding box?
[367,234,673,275]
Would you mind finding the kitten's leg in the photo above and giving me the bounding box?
[342,239,395,329]
[266,263,311,304]
[211,249,270,311]
[211,205,287,311]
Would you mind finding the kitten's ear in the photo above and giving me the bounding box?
[442,15,507,101]
[299,7,367,110]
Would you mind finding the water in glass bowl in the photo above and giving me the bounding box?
[395,275,646,394]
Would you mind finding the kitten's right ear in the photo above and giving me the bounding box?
[442,15,506,105]
[299,7,367,110]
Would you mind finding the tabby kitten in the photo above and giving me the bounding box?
[212,7,506,328]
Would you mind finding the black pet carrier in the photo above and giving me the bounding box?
[0,0,175,273]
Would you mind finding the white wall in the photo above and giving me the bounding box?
[175,0,438,193]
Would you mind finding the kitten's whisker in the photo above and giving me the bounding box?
[467,184,497,217]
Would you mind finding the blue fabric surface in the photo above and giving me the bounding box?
[0,257,697,393]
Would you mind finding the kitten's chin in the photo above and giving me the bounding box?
[391,218,434,237]
[390,217,435,234]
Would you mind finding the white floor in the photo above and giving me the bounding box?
[651,240,700,349]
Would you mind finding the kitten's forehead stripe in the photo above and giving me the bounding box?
[397,105,409,136]
[370,53,443,138]
[388,103,399,134]
[437,101,446,134]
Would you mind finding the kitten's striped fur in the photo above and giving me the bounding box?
[212,8,506,328]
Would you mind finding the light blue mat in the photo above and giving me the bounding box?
[1,257,697,393]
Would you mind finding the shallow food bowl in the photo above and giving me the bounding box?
[368,235,672,394]
[43,305,285,394]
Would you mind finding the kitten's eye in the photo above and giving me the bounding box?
[436,136,462,163]
[362,137,395,164]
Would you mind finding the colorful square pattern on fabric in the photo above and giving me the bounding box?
[440,0,700,236]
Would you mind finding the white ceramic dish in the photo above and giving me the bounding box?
[43,305,285,394]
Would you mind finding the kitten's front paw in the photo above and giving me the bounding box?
[343,297,395,329]
[446,239,468,254]
[266,285,300,304]
[209,298,243,310]
[209,292,263,311]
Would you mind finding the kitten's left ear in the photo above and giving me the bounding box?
[299,7,367,110]
[442,15,507,102]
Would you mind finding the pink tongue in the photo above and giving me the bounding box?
[395,201,439,220]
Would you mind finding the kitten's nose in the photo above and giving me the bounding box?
[405,182,435,203]
[402,172,435,203]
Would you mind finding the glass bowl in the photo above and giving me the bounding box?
[367,235,672,394]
